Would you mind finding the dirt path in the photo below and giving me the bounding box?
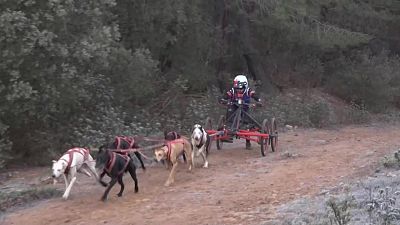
[2,123,400,225]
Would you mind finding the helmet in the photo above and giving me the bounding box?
[233,75,248,90]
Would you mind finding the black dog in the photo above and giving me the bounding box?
[164,131,181,141]
[100,136,146,171]
[95,147,139,201]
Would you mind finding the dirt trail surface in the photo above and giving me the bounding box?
[2,123,400,225]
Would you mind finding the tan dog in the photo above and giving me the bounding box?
[154,138,193,186]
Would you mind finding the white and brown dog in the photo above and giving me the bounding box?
[154,138,193,186]
[191,124,211,168]
[52,147,99,199]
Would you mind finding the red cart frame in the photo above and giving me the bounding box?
[205,99,278,157]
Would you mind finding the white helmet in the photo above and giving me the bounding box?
[233,75,248,89]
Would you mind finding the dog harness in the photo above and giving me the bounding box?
[164,139,185,161]
[196,130,206,149]
[104,152,130,176]
[166,131,180,140]
[61,147,90,175]
[114,136,137,155]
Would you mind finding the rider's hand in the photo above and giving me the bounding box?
[219,99,228,105]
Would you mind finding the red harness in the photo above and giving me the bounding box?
[61,147,90,174]
[164,139,185,161]
[114,136,137,155]
[104,152,130,176]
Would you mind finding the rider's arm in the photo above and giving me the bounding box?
[219,90,232,104]
[249,89,261,102]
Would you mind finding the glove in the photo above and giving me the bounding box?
[219,98,228,104]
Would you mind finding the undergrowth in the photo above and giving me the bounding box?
[0,187,61,212]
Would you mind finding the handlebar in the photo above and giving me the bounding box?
[219,99,262,108]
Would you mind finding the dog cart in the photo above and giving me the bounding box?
[205,98,278,157]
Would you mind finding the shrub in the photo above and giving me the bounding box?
[327,196,354,225]
[326,50,400,113]
[0,187,61,212]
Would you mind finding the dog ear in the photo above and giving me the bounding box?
[52,160,57,164]
[164,130,168,137]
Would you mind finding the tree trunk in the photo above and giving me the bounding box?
[215,0,229,93]
[238,7,277,94]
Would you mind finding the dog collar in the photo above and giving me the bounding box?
[196,133,205,148]
[163,145,172,161]
[164,139,185,161]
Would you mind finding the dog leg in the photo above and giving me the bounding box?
[133,152,146,171]
[165,162,178,187]
[128,163,139,193]
[187,151,193,171]
[98,171,108,187]
[63,174,69,190]
[63,171,76,200]
[117,176,124,197]
[86,156,101,182]
[182,153,187,163]
[191,150,195,169]
[201,151,209,168]
[196,148,201,157]
[164,160,171,170]
[101,178,117,202]
[78,167,92,177]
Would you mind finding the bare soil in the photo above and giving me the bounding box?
[1,123,400,225]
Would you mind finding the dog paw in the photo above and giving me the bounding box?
[117,193,123,197]
[99,181,108,187]
[164,182,171,187]
[101,197,107,202]
[135,187,139,193]
[62,194,69,200]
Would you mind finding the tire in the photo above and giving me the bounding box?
[260,119,270,157]
[216,115,225,150]
[270,118,278,152]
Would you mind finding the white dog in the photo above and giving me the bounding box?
[191,124,211,168]
[52,147,99,199]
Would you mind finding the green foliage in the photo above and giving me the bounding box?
[0,121,12,168]
[1,0,400,168]
[0,0,158,167]
[115,0,216,92]
[326,51,400,112]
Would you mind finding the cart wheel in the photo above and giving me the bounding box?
[270,118,278,152]
[260,119,270,157]
[205,117,212,130]
[216,115,225,150]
